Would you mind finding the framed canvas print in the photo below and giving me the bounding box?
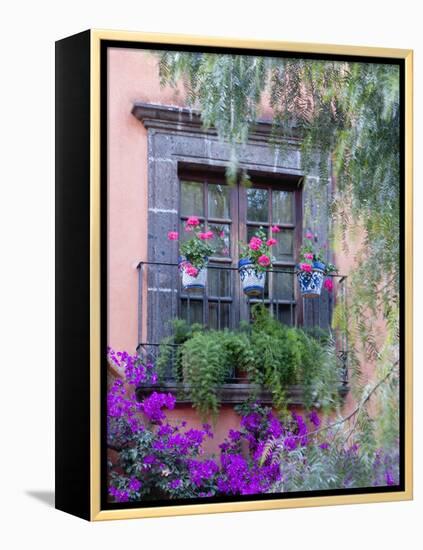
[55,29,413,521]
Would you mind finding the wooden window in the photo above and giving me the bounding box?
[179,173,302,329]
[242,183,301,325]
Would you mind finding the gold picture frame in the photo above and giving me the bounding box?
[55,29,413,521]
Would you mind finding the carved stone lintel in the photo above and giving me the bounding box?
[131,102,301,144]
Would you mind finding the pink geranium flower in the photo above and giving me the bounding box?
[185,265,199,277]
[258,254,271,267]
[305,231,314,240]
[167,231,179,241]
[199,231,214,240]
[324,278,334,292]
[186,216,200,227]
[300,262,312,273]
[304,252,313,260]
[249,236,262,251]
[271,225,281,233]
[266,238,277,246]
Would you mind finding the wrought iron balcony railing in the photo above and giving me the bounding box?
[135,260,349,399]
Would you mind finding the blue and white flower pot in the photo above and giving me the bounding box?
[238,258,266,297]
[179,256,207,291]
[297,261,325,298]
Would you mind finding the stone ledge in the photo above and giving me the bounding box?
[136,382,349,406]
[131,102,301,143]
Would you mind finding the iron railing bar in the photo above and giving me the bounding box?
[137,263,143,345]
[156,266,161,342]
[290,271,294,326]
[137,260,346,278]
[248,299,296,304]
[170,264,175,338]
[203,271,208,327]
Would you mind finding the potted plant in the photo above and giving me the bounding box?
[238,226,279,296]
[167,216,216,290]
[297,231,337,298]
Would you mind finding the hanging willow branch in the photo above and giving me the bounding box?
[260,360,399,466]
[155,51,401,452]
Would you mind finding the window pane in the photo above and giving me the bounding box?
[273,270,294,300]
[247,188,268,222]
[275,304,295,326]
[181,299,204,325]
[273,229,294,260]
[208,268,231,297]
[209,302,231,330]
[208,184,230,219]
[179,219,194,244]
[272,190,294,224]
[209,223,231,257]
[181,181,204,216]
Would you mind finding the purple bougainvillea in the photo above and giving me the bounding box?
[107,348,400,502]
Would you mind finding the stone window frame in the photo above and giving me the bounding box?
[132,102,340,403]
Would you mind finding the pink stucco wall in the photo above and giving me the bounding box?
[107,48,186,353]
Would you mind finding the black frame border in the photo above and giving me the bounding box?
[99,39,406,512]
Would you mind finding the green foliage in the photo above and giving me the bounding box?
[159,52,268,184]
[249,305,339,411]
[158,310,340,418]
[158,319,256,419]
[269,439,397,493]
[157,319,203,381]
[181,332,231,420]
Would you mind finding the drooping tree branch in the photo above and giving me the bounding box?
[260,360,399,465]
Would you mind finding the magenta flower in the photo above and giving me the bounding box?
[128,477,142,492]
[308,410,320,427]
[385,470,395,486]
[167,231,179,241]
[300,262,312,272]
[258,254,271,267]
[169,479,182,490]
[139,392,176,423]
[266,238,277,246]
[304,252,313,260]
[324,278,334,292]
[109,487,130,502]
[305,231,314,240]
[186,216,200,227]
[249,236,262,251]
[198,231,214,240]
[185,265,199,277]
[271,225,281,233]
